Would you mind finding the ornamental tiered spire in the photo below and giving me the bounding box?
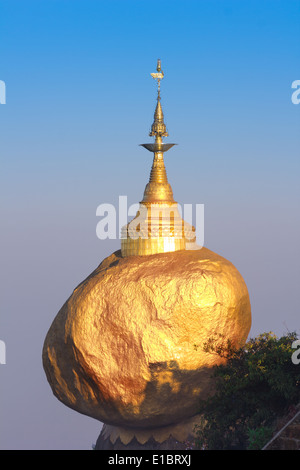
[140,59,176,204]
[121,59,196,256]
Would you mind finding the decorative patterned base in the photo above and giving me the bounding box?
[94,415,201,450]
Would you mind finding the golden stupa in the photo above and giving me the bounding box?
[43,60,251,450]
[121,59,196,256]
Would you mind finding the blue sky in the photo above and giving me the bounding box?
[0,0,299,450]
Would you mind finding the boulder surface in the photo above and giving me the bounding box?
[43,247,251,428]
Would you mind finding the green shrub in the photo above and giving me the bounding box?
[194,331,300,450]
[246,426,273,450]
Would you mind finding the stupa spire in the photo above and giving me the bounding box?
[140,59,176,204]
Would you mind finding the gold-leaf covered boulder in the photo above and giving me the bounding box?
[42,247,251,428]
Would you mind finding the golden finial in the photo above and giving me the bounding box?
[149,59,168,139]
[140,60,175,155]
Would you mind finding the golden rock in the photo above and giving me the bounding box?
[42,247,251,428]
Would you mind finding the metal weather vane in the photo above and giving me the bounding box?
[150,59,164,98]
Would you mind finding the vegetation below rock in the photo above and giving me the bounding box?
[194,331,300,450]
